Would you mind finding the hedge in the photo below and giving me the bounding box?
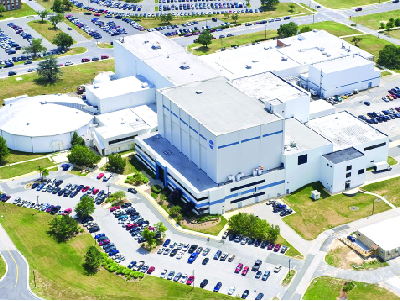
[151,184,162,194]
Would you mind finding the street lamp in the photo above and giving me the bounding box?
[264,23,267,40]
[106,184,110,195]
[288,259,291,276]
[192,270,195,291]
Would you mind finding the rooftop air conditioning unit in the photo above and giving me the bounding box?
[281,57,287,61]
[245,65,252,69]
[196,90,202,94]
[290,141,297,148]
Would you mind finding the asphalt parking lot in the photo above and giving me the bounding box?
[0,171,302,299]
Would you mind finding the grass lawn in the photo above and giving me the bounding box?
[303,276,399,300]
[282,270,296,286]
[343,34,394,62]
[0,253,6,280]
[352,9,400,30]
[386,29,400,40]
[363,175,400,207]
[66,21,94,39]
[388,156,398,166]
[102,157,136,176]
[188,29,277,55]
[97,42,114,49]
[0,150,50,166]
[28,20,76,44]
[283,182,390,240]
[0,3,36,20]
[382,71,392,76]
[276,235,303,259]
[69,167,89,177]
[0,59,115,105]
[181,216,228,236]
[313,0,381,9]
[0,158,54,179]
[0,204,235,300]
[33,0,83,13]
[298,21,362,37]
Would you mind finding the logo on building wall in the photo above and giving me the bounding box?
[209,140,214,149]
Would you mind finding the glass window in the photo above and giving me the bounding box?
[346,172,351,178]
[346,165,352,171]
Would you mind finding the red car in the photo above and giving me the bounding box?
[97,173,104,179]
[147,266,155,274]
[63,208,72,215]
[101,55,109,59]
[93,188,99,194]
[94,13,101,16]
[99,239,110,246]
[58,63,63,67]
[267,243,274,250]
[81,58,90,62]
[82,186,89,192]
[241,266,249,276]
[187,276,195,285]
[46,205,54,213]
[235,263,243,273]
[126,224,135,230]
[147,226,155,231]
[110,206,119,212]
[274,244,281,252]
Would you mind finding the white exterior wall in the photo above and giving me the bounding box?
[266,95,310,124]
[353,136,389,168]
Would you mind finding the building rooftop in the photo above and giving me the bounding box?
[232,71,308,104]
[284,118,331,154]
[323,147,364,164]
[309,99,335,115]
[306,111,387,151]
[161,77,281,136]
[358,216,400,251]
[310,54,373,73]
[86,76,153,99]
[116,32,221,86]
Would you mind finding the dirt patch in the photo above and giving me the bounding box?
[327,239,364,269]
[180,217,222,230]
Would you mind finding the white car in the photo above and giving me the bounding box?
[65,61,73,66]
[58,208,65,215]
[160,269,167,278]
[274,265,282,273]
[176,251,184,259]
[157,248,165,255]
[203,247,210,256]
[180,273,188,283]
[228,287,236,295]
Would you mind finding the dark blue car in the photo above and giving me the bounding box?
[163,238,171,247]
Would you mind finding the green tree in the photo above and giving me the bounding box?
[395,18,400,27]
[37,56,63,82]
[154,222,167,239]
[67,145,101,167]
[48,215,79,242]
[260,0,279,10]
[63,0,73,11]
[113,191,126,202]
[107,153,126,174]
[84,246,102,273]
[0,4,6,17]
[277,22,298,38]
[223,12,229,19]
[377,45,400,70]
[142,228,156,248]
[267,224,280,243]
[50,13,63,29]
[351,36,362,47]
[0,137,10,164]
[169,205,182,218]
[231,13,239,24]
[380,22,385,30]
[23,38,47,58]
[300,26,312,33]
[37,9,49,22]
[38,166,49,180]
[53,32,74,50]
[288,3,295,13]
[160,12,173,24]
[71,131,85,147]
[75,195,95,219]
[197,30,213,48]
[51,0,64,13]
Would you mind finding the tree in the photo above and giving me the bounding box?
[53,32,74,50]
[300,26,312,33]
[23,38,47,58]
[386,22,394,31]
[168,187,182,204]
[231,13,239,24]
[260,0,279,10]
[48,215,79,242]
[38,166,49,180]
[197,30,213,48]
[50,13,63,29]
[288,3,295,13]
[0,4,6,18]
[267,224,280,243]
[107,153,126,174]
[0,137,10,164]
[380,22,385,30]
[351,36,362,47]
[71,131,85,147]
[169,205,182,218]
[51,0,64,13]
[395,18,400,27]
[160,13,173,24]
[37,56,63,82]
[63,0,73,11]
[67,145,101,167]
[154,222,167,239]
[113,191,126,202]
[223,12,229,19]
[228,213,274,239]
[142,228,156,248]
[378,45,400,70]
[37,9,49,22]
[277,22,298,38]
[84,246,102,273]
[75,195,95,219]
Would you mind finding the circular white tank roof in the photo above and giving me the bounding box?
[0,95,93,137]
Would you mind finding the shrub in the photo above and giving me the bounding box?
[109,266,117,272]
[130,271,135,277]
[343,281,355,292]
[126,276,131,281]
[160,193,167,201]
[80,228,84,233]
[151,184,162,194]
[138,272,145,279]
[151,192,158,199]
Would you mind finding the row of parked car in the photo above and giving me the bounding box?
[12,196,73,215]
[0,27,22,58]
[359,107,400,124]
[266,199,293,217]
[65,15,103,39]
[94,232,126,262]
[382,86,400,102]
[90,18,127,36]
[88,0,143,11]
[157,239,210,261]
[225,231,288,254]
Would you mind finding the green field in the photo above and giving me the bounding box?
[0,158,54,179]
[283,182,390,240]
[33,0,84,13]
[0,59,115,105]
[343,34,395,62]
[0,254,6,280]
[363,175,400,207]
[28,20,76,44]
[313,0,381,9]
[0,204,236,300]
[382,71,392,76]
[0,3,36,20]
[97,42,114,49]
[298,21,362,37]
[0,150,51,166]
[352,9,400,30]
[303,276,399,300]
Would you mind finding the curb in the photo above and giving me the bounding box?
[15,250,42,300]
[0,251,8,283]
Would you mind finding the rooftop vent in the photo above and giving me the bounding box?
[281,57,287,61]
[290,141,297,148]
[151,44,161,50]
[141,82,149,88]
[163,150,172,156]
[180,65,190,70]
[245,65,252,69]
[196,90,202,94]
[144,40,149,44]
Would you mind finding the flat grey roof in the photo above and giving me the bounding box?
[323,147,364,164]
[161,77,281,136]
[284,118,331,154]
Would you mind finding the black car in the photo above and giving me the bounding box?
[89,226,100,233]
[32,182,39,189]
[51,205,61,214]
[52,187,61,194]
[58,188,66,196]
[77,185,84,191]
[55,180,63,187]
[82,216,94,223]
[128,188,137,194]
[202,258,209,265]
[188,244,198,254]
[170,249,178,257]
[241,290,250,299]
[8,71,16,76]
[260,240,268,249]
[121,202,132,208]
[200,279,208,288]
[228,234,235,241]
[252,259,262,271]
[63,190,71,197]
[248,238,255,245]
[255,239,262,247]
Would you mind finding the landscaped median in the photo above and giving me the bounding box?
[0,204,236,300]
[28,20,77,44]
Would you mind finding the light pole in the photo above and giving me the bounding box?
[264,23,267,40]
[372,198,375,216]
[37,195,39,205]
[107,184,110,195]
[288,259,291,276]
[192,270,195,291]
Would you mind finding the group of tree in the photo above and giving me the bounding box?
[228,213,280,242]
[36,56,63,82]
[380,18,400,30]
[67,145,101,167]
[107,153,126,174]
[288,3,296,13]
[378,44,400,70]
[299,26,312,34]
[141,222,167,249]
[106,191,126,205]
[160,13,173,24]
[260,0,279,10]
[36,9,49,22]
[0,137,10,164]
[75,195,95,219]
[277,22,298,38]
[0,4,6,18]
[51,0,73,13]
[48,215,79,242]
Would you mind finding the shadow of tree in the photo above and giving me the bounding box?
[82,263,98,276]
[33,76,62,87]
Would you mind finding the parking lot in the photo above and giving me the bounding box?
[0,171,303,299]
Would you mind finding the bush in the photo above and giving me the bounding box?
[109,266,117,272]
[138,272,145,279]
[130,271,135,277]
[160,193,167,201]
[151,184,162,194]
[343,281,355,292]
[126,276,131,281]
[151,192,158,199]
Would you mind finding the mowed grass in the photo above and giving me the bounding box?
[0,253,6,279]
[188,29,277,55]
[276,235,303,259]
[0,204,236,300]
[303,276,400,300]
[0,59,115,105]
[97,42,114,49]
[0,150,51,166]
[343,34,395,62]
[283,182,390,240]
[0,3,36,20]
[28,20,76,44]
[313,0,381,9]
[363,176,400,207]
[34,0,83,13]
[352,9,400,30]
[0,158,54,179]
[298,21,362,37]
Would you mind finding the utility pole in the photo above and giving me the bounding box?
[192,270,195,291]
[264,23,266,40]
[37,195,39,205]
